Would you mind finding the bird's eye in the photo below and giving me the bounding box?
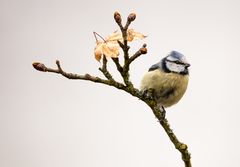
[174,60,182,64]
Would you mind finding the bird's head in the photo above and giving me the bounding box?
[163,51,190,75]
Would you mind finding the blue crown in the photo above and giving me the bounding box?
[169,51,184,60]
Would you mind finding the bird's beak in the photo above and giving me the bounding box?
[185,63,191,68]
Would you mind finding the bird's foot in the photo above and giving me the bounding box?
[140,88,155,100]
[157,104,166,121]
[160,106,166,120]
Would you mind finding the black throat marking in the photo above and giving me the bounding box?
[161,58,171,73]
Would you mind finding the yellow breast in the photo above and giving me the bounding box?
[140,70,189,107]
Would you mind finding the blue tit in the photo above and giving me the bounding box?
[140,51,190,110]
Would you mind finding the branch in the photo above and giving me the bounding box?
[114,12,136,61]
[32,61,125,90]
[159,118,192,167]
[143,100,192,167]
[33,60,191,167]
[129,43,147,63]
[112,57,123,73]
[99,55,114,81]
[113,12,140,87]
[114,12,192,166]
[32,12,192,167]
[124,43,147,72]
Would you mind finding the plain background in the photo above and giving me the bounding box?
[1,0,240,166]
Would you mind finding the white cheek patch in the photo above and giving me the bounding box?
[166,61,185,73]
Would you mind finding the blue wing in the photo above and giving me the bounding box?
[148,62,161,71]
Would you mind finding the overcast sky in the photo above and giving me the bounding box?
[1,0,240,167]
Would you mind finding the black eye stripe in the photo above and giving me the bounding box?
[166,60,185,65]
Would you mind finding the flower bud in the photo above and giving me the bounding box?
[127,13,136,22]
[32,62,47,72]
[114,11,122,24]
[140,47,147,54]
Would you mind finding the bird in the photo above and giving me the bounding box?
[140,51,190,114]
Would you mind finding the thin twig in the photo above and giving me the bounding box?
[99,55,114,81]
[124,13,136,30]
[112,57,123,73]
[114,12,131,62]
[123,43,147,74]
[33,61,125,89]
[129,43,147,64]
[114,12,123,30]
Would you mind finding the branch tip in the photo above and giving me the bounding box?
[127,13,136,22]
[56,60,60,65]
[55,60,63,72]
[140,47,147,54]
[32,62,47,72]
[114,11,122,24]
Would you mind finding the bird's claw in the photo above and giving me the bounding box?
[156,104,166,121]
[160,106,166,120]
[140,88,155,100]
